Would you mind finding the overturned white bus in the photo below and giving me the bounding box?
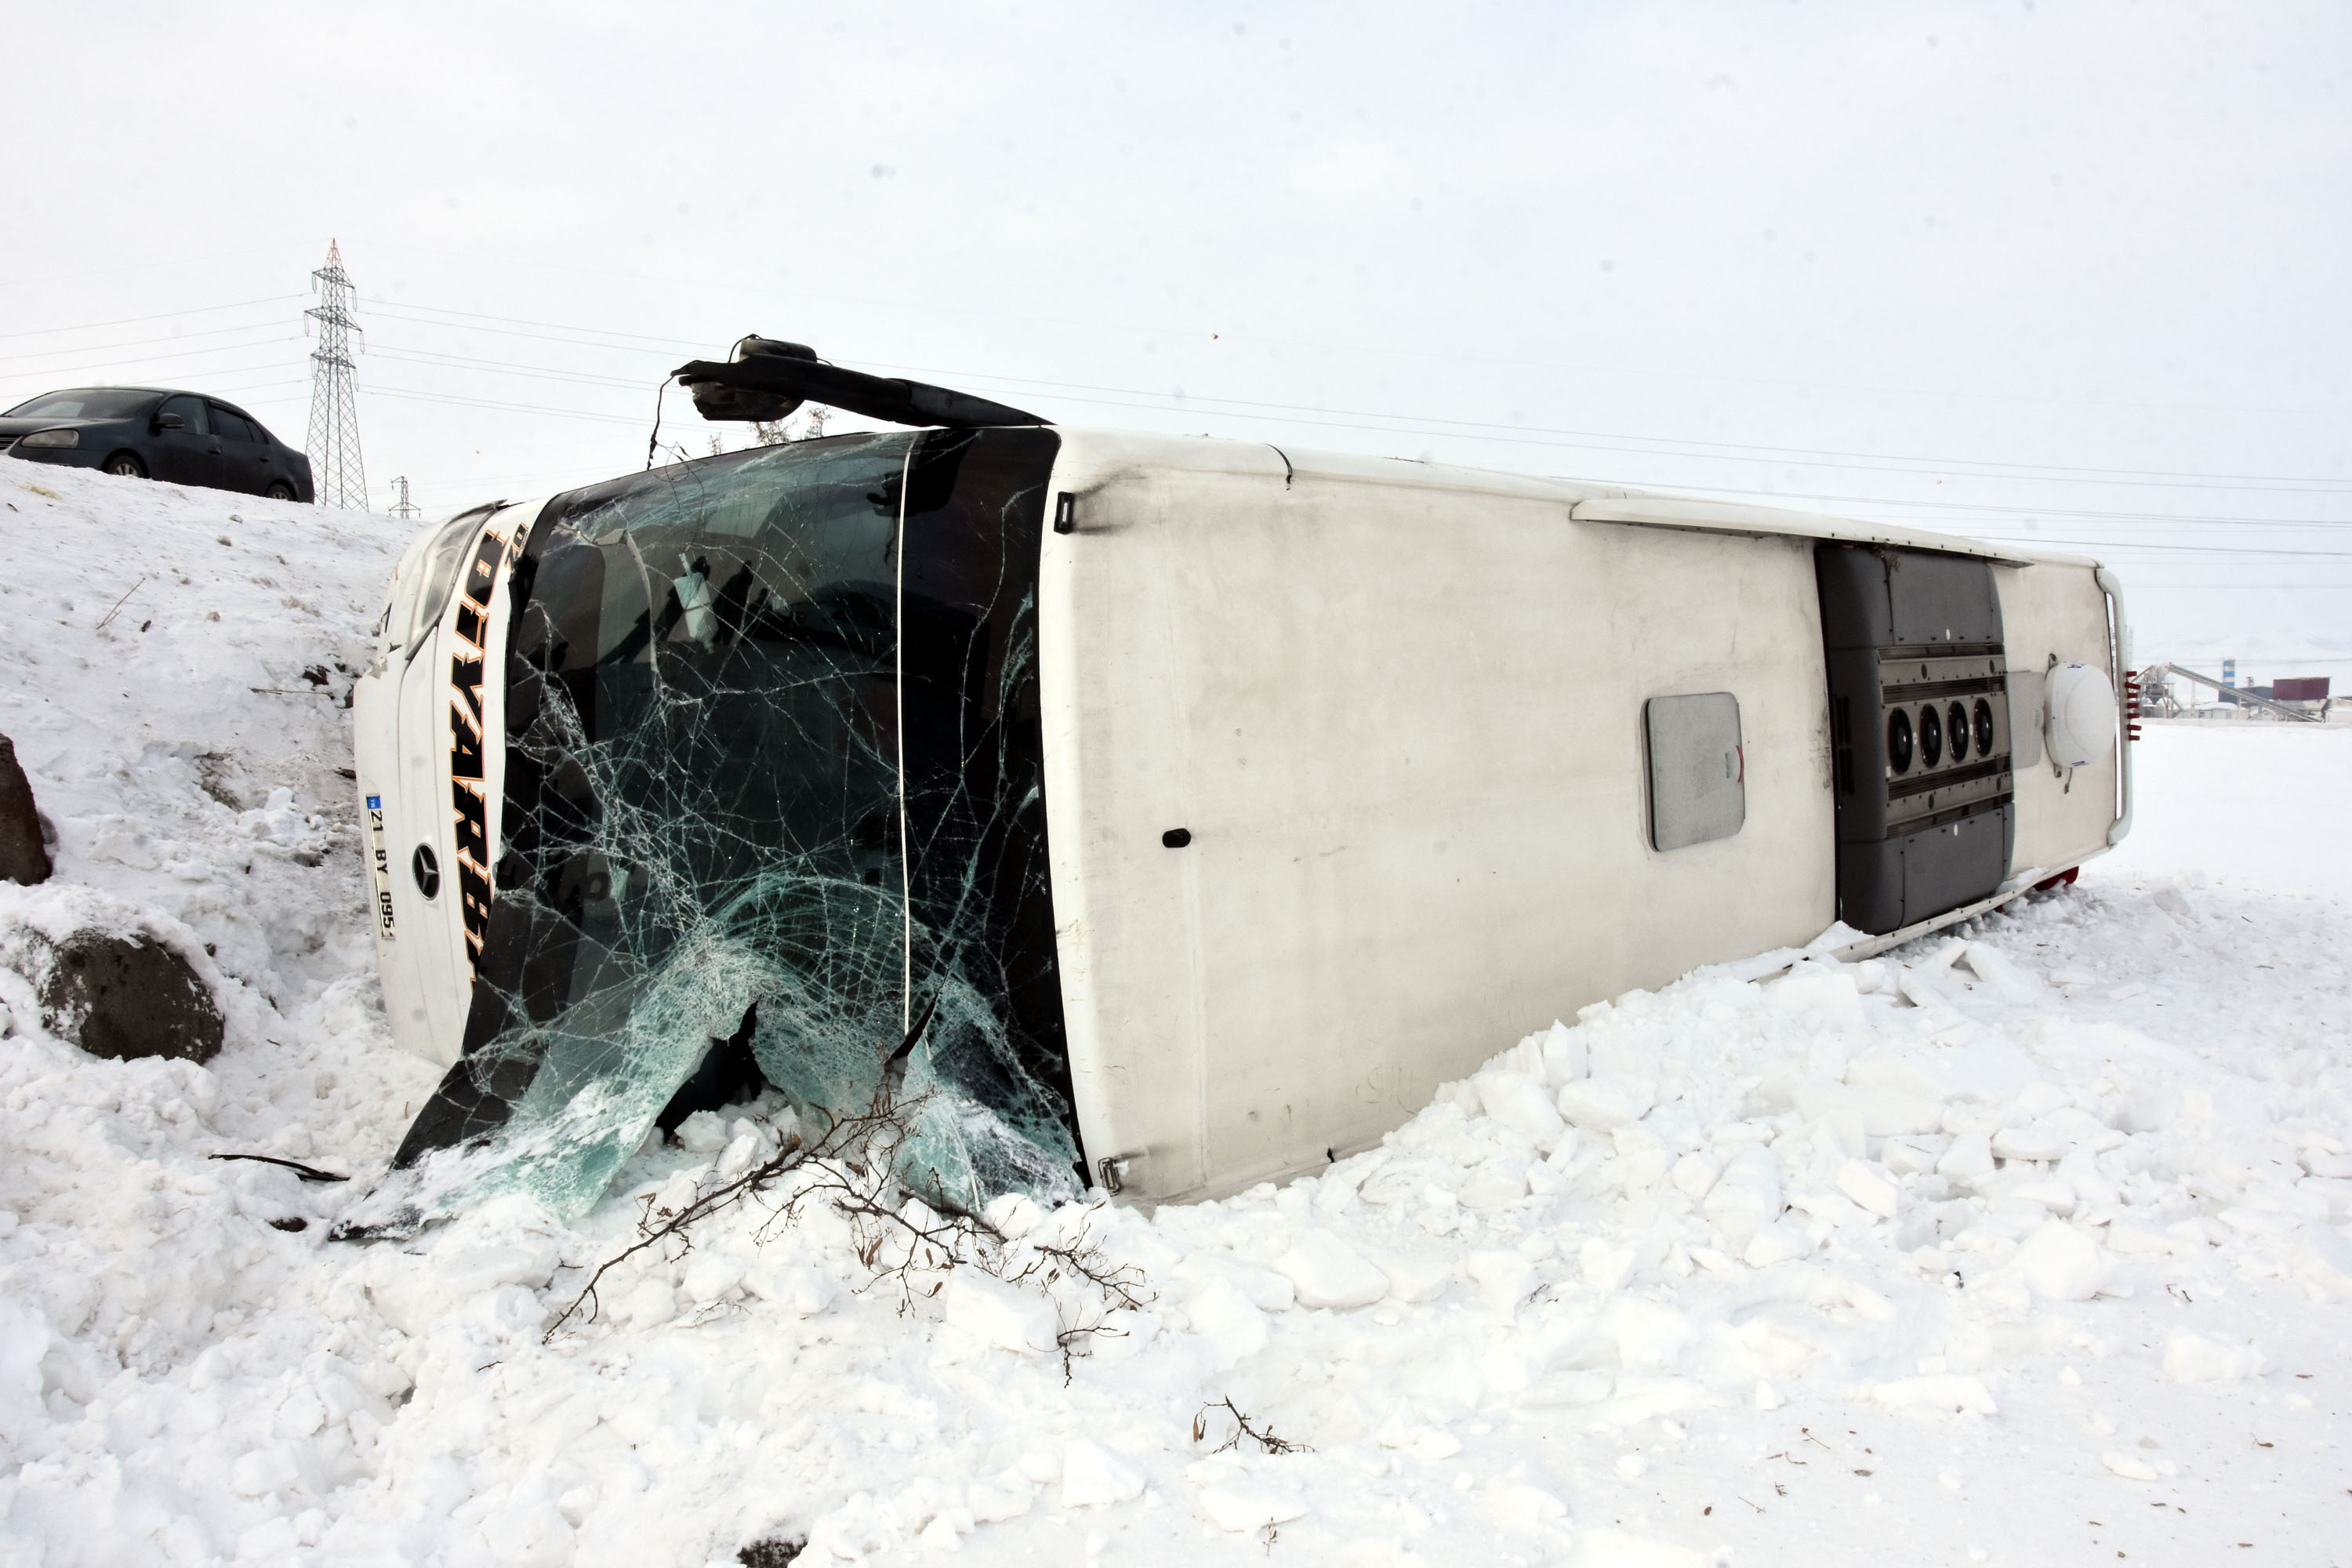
[347,347,2129,1229]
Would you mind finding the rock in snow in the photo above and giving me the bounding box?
[0,462,2348,1563]
[0,734,50,887]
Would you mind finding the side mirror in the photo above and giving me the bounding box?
[154,412,184,430]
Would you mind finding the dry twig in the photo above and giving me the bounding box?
[1192,1397,1308,1456]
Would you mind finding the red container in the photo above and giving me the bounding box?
[2274,677,2331,701]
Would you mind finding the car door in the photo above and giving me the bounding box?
[209,404,268,494]
[148,394,223,486]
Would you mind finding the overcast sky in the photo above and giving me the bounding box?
[5,2,2347,670]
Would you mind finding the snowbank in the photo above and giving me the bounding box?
[0,461,2347,1566]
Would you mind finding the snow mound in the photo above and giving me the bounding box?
[0,463,2347,1563]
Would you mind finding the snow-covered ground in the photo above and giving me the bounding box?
[1,460,2347,1568]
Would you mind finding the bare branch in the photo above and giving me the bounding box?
[1192,1397,1308,1456]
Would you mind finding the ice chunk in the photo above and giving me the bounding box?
[744,1262,833,1316]
[615,1278,678,1329]
[1373,1249,1455,1305]
[967,1473,1034,1523]
[2015,1080,2071,1118]
[1610,1126,1671,1191]
[1766,963,1864,1029]
[942,1272,1058,1355]
[2101,1452,2159,1482]
[680,1253,745,1305]
[1539,1020,1588,1084]
[1466,1250,1539,1308]
[1882,1135,1947,1176]
[1182,1275,1269,1369]
[2015,1220,2108,1300]
[1704,1146,1784,1243]
[1871,1374,1998,1417]
[1845,1052,1947,1100]
[1459,1158,1531,1211]
[1992,1123,2074,1162]
[1743,1221,1813,1268]
[1195,1260,1308,1316]
[2291,1226,2352,1296]
[672,1109,730,1153]
[1670,1152,1720,1202]
[1960,943,2045,1004]
[1198,1481,1306,1534]
[1849,1087,1945,1137]
[1272,1231,1390,1309]
[1477,1069,1567,1151]
[1060,1439,1145,1508]
[983,1192,1044,1240]
[2162,1330,2264,1384]
[1581,1236,1640,1293]
[1936,1131,1996,1183]
[1790,1082,1868,1154]
[430,1237,562,1297]
[1836,1160,1901,1219]
[1555,1076,1655,1131]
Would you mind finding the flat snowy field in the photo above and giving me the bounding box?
[0,462,2346,1567]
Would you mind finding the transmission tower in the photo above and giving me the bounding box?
[387,475,420,519]
[303,240,368,510]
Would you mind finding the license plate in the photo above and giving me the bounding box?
[364,793,397,941]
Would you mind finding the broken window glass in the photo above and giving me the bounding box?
[341,428,1078,1234]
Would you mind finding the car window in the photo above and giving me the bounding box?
[158,395,209,435]
[4,389,160,420]
[209,405,256,443]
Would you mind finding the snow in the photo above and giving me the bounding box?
[1,460,2349,1565]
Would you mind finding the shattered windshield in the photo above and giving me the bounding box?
[348,428,1076,1232]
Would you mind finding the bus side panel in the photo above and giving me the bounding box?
[1996,562,2122,874]
[1044,434,1838,1203]
[1037,441,1289,1200]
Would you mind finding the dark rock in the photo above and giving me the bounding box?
[0,734,50,886]
[39,931,224,1065]
[738,1541,806,1568]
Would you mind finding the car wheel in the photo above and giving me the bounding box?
[103,452,149,479]
[264,481,296,501]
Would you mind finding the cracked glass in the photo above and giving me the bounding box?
[343,428,1077,1233]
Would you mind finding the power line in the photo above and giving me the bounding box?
[0,294,304,342]
[353,313,2352,519]
[365,383,649,426]
[0,318,305,367]
[362,299,2352,492]
[343,234,2352,423]
[0,357,314,407]
[0,337,303,379]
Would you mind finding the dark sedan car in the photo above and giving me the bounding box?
[0,386,314,502]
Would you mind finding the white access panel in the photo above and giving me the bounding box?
[1646,692,1745,851]
[1995,560,2122,877]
